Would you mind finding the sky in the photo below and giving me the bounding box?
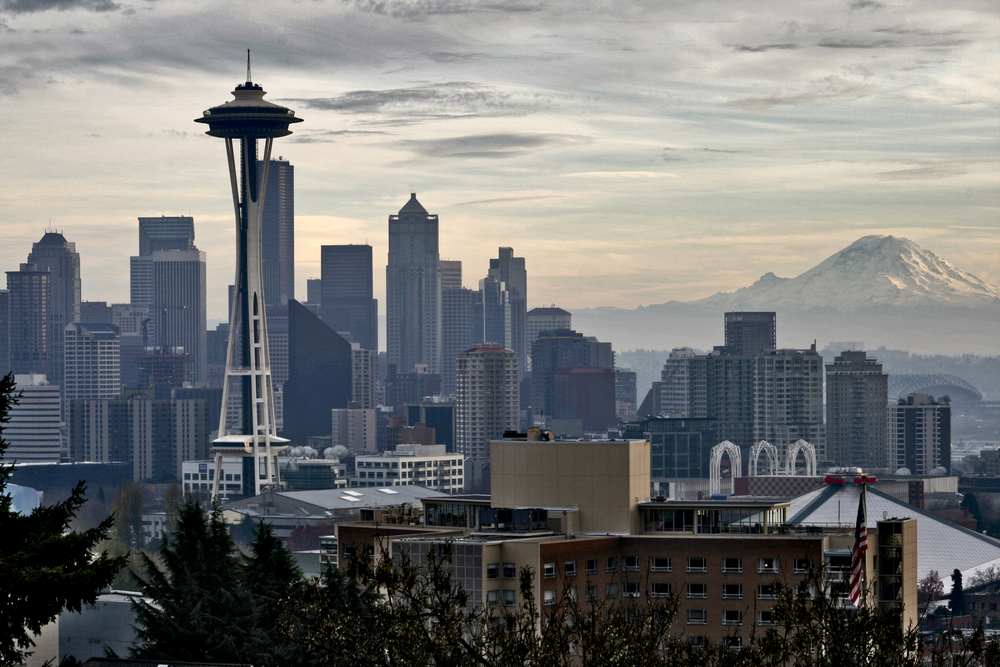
[1,0,998,327]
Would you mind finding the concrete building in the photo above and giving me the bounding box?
[0,289,9,377]
[138,215,195,255]
[554,366,617,432]
[321,244,377,351]
[615,367,637,422]
[724,311,775,356]
[267,304,289,388]
[888,393,951,476]
[182,458,244,497]
[440,284,482,396]
[439,259,462,290]
[660,346,697,416]
[826,350,888,468]
[488,248,527,377]
[63,322,121,417]
[687,348,756,451]
[406,400,456,452]
[354,444,464,493]
[27,232,82,387]
[530,329,612,423]
[257,158,295,306]
[331,404,377,453]
[386,193,440,374]
[351,344,378,409]
[6,263,50,376]
[753,345,826,464]
[525,306,571,372]
[455,344,520,465]
[6,374,62,463]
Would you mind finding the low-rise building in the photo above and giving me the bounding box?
[353,444,464,494]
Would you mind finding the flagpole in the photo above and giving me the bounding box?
[861,475,868,604]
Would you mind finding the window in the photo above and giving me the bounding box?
[623,582,640,598]
[725,636,743,649]
[503,589,516,605]
[758,610,774,626]
[606,583,618,599]
[722,584,743,600]
[794,584,816,598]
[687,582,707,599]
[503,563,516,579]
[758,583,776,600]
[723,609,743,626]
[487,590,499,606]
[543,589,556,605]
[566,587,577,602]
[586,585,598,601]
[487,563,499,579]
[565,561,577,577]
[624,556,640,571]
[543,563,556,579]
[793,558,813,574]
[585,559,598,574]
[650,557,671,572]
[722,557,742,573]
[687,609,707,625]
[758,558,778,574]
[651,582,672,598]
[687,557,707,572]
[991,603,998,613]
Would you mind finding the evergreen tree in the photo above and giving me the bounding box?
[245,521,304,664]
[0,372,126,666]
[950,569,967,616]
[130,500,261,663]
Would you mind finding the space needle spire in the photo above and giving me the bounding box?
[195,60,303,501]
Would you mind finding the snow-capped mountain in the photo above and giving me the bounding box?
[691,235,1000,310]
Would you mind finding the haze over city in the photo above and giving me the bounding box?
[2,0,998,328]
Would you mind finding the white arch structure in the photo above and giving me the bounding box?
[749,440,779,476]
[710,441,742,496]
[786,439,817,477]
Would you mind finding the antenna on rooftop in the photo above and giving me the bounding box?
[246,49,252,84]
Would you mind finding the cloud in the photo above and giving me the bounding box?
[561,171,676,179]
[397,132,589,159]
[0,0,118,13]
[849,0,883,10]
[284,129,390,144]
[726,75,869,109]
[341,0,544,20]
[817,38,897,49]
[733,43,800,53]
[290,82,546,121]
[876,159,986,180]
[453,194,564,206]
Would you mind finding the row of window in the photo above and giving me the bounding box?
[543,582,778,603]
[541,556,796,578]
[686,609,774,626]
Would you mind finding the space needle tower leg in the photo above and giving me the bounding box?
[197,55,301,503]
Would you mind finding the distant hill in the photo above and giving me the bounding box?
[574,236,1000,356]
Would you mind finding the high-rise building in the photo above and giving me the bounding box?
[554,366,617,432]
[405,400,456,452]
[257,158,295,306]
[753,345,826,464]
[282,300,352,447]
[686,348,756,451]
[130,249,207,383]
[0,290,9,377]
[63,323,121,416]
[660,347,697,416]
[80,301,112,324]
[526,306,571,372]
[267,304,289,388]
[27,232,82,387]
[138,216,195,255]
[441,283,482,396]
[386,193,440,374]
[888,394,951,476]
[6,263,50,376]
[331,405,377,453]
[439,260,462,290]
[455,343,519,465]
[479,275,510,350]
[615,367,637,422]
[826,350,888,468]
[488,248,527,377]
[530,329,612,422]
[7,374,62,462]
[321,244,377,350]
[351,344,378,409]
[724,312,776,356]
[306,278,322,308]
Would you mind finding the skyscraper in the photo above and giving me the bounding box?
[888,394,951,475]
[826,350,888,468]
[257,158,294,305]
[440,260,483,396]
[321,244,377,350]
[753,345,826,464]
[488,247,527,377]
[529,329,612,422]
[455,343,519,465]
[387,193,440,374]
[0,290,10,377]
[6,263,50,376]
[439,260,462,290]
[7,374,62,463]
[27,232,81,386]
[351,344,378,409]
[724,312,776,356]
[479,275,510,350]
[526,306,571,372]
[660,347,697,416]
[138,216,195,255]
[63,322,121,416]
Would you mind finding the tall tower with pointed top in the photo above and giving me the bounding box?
[195,58,302,499]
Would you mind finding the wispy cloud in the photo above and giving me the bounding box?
[0,0,118,14]
[726,75,869,109]
[398,132,589,159]
[733,43,800,53]
[341,0,544,20]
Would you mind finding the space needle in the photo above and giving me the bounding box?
[196,54,302,501]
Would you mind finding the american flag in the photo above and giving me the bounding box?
[849,488,868,605]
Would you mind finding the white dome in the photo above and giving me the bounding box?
[895,467,912,476]
[929,466,947,477]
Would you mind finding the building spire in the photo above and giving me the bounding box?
[246,49,252,85]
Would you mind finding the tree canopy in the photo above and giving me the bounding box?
[0,372,126,666]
